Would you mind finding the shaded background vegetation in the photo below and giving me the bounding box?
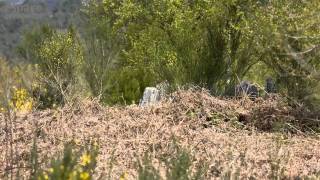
[1,0,320,114]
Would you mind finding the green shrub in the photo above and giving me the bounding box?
[18,26,85,108]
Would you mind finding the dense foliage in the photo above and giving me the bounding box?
[78,0,320,107]
[3,0,320,113]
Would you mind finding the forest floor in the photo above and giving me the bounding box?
[1,89,319,179]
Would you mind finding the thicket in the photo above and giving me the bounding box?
[77,0,320,106]
[2,0,320,114]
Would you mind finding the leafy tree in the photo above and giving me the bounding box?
[244,0,320,111]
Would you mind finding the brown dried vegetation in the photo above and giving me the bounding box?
[0,89,319,179]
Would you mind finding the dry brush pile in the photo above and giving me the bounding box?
[0,89,319,179]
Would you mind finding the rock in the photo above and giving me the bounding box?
[235,81,259,99]
[265,77,276,94]
[139,81,170,106]
[139,87,161,106]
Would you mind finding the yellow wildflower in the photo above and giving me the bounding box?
[44,174,49,180]
[80,153,91,166]
[41,172,49,180]
[48,168,54,173]
[119,172,128,180]
[80,172,90,180]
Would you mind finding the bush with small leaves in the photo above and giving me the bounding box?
[18,26,85,108]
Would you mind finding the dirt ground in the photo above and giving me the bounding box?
[1,89,319,179]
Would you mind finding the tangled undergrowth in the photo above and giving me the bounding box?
[0,89,319,179]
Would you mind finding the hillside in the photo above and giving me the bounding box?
[1,90,319,179]
[0,0,82,61]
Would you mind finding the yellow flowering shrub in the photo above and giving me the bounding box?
[17,26,85,108]
[36,142,98,180]
[0,86,34,114]
[0,58,35,113]
[80,153,91,167]
[36,27,84,107]
[10,87,33,113]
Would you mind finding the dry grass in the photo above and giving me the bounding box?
[0,89,319,179]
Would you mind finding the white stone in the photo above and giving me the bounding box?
[139,87,161,106]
